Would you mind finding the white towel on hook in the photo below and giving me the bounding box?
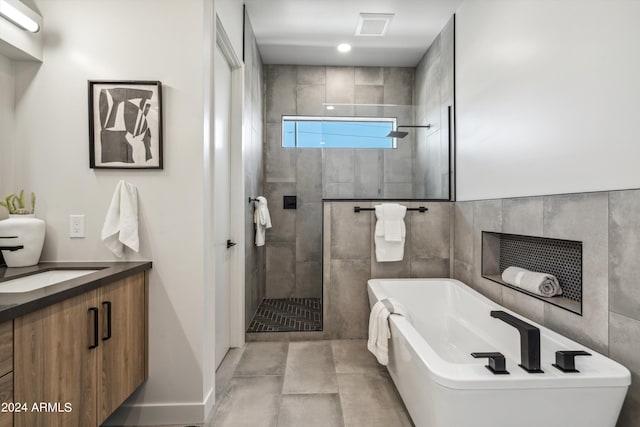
[374,203,407,262]
[253,196,272,247]
[367,298,409,366]
[101,180,139,257]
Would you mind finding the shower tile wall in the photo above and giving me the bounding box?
[264,65,415,299]
[243,13,266,326]
[323,201,452,339]
[452,189,640,425]
[414,16,454,200]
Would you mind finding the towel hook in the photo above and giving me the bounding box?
[248,197,259,203]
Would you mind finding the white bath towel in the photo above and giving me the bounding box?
[253,196,272,247]
[374,204,407,262]
[501,266,563,297]
[101,180,139,257]
[367,298,409,366]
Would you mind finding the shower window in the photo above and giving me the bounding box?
[282,116,397,149]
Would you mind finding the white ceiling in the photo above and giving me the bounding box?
[244,0,464,67]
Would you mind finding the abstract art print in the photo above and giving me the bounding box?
[89,81,163,169]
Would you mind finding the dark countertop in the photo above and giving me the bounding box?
[0,261,152,323]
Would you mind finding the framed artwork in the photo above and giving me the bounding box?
[88,80,163,169]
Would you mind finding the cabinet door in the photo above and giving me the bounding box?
[0,372,13,427]
[14,289,99,427]
[0,321,12,377]
[98,273,146,424]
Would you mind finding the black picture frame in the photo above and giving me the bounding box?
[88,80,163,169]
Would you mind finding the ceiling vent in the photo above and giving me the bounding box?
[355,13,394,37]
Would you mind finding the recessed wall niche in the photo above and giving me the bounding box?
[481,231,583,315]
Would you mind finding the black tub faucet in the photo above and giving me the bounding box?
[0,236,24,252]
[490,310,543,373]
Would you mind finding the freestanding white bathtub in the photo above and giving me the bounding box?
[367,278,630,427]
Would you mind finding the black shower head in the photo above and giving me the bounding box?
[386,124,430,139]
[386,130,409,138]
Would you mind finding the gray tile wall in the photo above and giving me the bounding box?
[323,200,452,339]
[414,16,454,200]
[264,65,418,299]
[244,13,266,327]
[452,190,640,424]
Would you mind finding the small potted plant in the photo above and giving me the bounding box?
[0,190,36,215]
[0,190,45,267]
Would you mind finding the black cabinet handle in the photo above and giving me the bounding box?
[553,350,591,373]
[102,301,112,341]
[226,240,237,249]
[471,352,510,375]
[88,307,99,349]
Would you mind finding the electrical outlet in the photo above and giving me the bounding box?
[69,215,85,238]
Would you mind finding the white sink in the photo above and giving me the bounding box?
[0,270,99,293]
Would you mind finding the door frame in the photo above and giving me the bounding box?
[214,16,245,349]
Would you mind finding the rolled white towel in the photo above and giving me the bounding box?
[502,266,563,297]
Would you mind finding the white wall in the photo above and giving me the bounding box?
[456,0,640,201]
[216,0,244,59]
[12,0,214,424]
[0,54,15,196]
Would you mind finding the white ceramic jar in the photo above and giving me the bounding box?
[0,214,46,267]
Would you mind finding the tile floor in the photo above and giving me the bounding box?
[210,340,414,427]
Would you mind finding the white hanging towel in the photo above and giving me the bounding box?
[101,180,139,257]
[253,196,272,247]
[374,203,407,262]
[367,298,409,366]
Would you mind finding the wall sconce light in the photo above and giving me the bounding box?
[0,0,40,33]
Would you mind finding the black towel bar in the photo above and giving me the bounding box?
[353,206,428,213]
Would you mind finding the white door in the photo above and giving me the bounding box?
[214,43,233,369]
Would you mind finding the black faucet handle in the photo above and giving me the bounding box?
[552,350,591,373]
[471,352,510,375]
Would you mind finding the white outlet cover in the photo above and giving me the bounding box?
[69,214,85,238]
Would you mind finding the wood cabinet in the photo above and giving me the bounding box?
[12,272,147,427]
[0,321,13,427]
[14,290,98,427]
[0,321,12,377]
[98,274,146,424]
[0,372,13,427]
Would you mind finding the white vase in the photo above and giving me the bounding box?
[0,214,46,267]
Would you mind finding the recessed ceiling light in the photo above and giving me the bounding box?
[326,105,335,110]
[337,43,352,53]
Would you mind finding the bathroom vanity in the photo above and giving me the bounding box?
[0,261,151,427]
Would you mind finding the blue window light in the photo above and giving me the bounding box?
[282,116,397,149]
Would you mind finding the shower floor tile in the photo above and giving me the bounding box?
[247,298,322,332]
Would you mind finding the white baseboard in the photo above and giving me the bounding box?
[102,388,215,426]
